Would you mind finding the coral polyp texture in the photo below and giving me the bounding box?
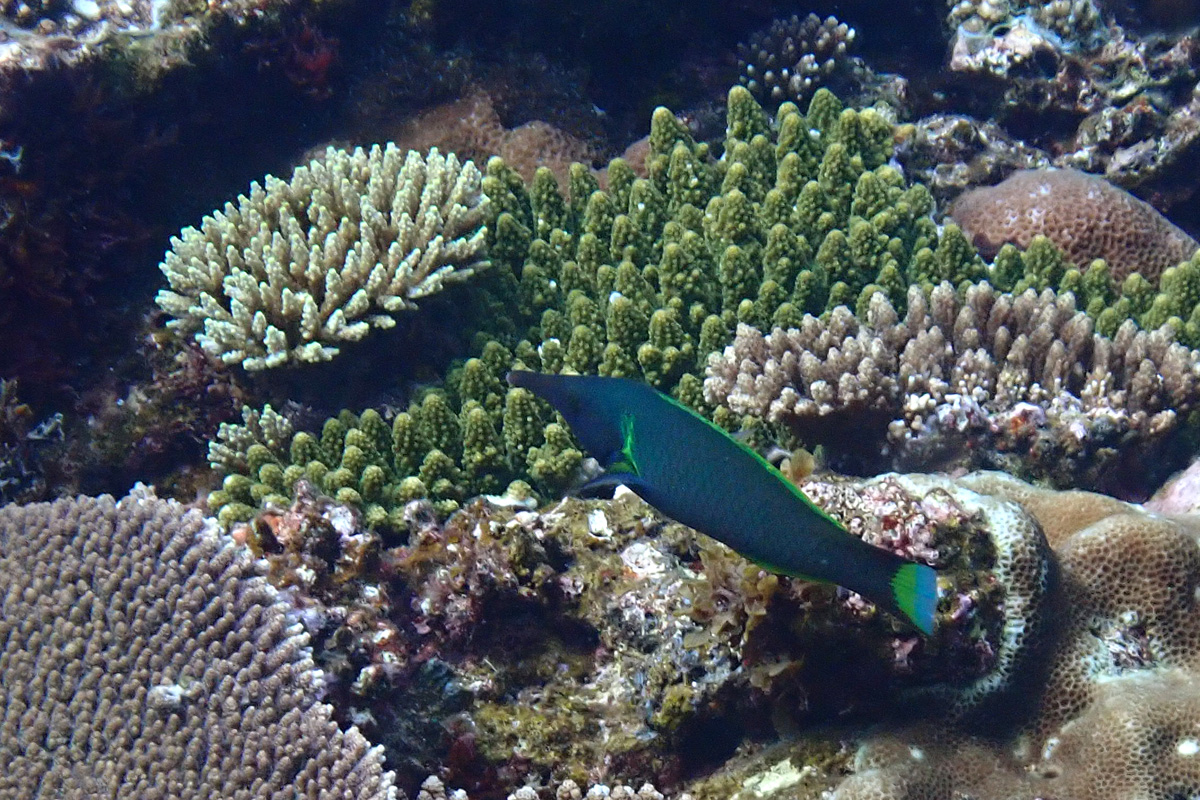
[737,14,860,108]
[156,145,489,370]
[949,168,1199,283]
[821,474,1200,800]
[0,489,396,799]
[241,472,1051,788]
[705,282,1200,493]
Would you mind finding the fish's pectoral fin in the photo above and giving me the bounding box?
[574,471,645,499]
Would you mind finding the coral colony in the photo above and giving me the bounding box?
[4,1,1200,798]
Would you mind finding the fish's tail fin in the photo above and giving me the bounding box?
[890,562,938,635]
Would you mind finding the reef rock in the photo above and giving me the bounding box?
[239,468,1200,799]
[248,470,1054,790]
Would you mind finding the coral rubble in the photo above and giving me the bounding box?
[930,1,1200,223]
[0,0,298,73]
[704,282,1200,494]
[156,145,489,370]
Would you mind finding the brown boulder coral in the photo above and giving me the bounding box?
[391,92,599,185]
[815,473,1200,800]
[949,168,1198,283]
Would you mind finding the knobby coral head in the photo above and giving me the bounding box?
[949,167,1198,283]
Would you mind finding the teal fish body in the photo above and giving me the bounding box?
[507,371,937,634]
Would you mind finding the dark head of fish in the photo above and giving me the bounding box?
[506,371,640,462]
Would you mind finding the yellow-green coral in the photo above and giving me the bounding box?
[207,85,1200,524]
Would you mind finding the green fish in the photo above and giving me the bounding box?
[507,371,937,634]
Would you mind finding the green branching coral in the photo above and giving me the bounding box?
[210,87,953,523]
[205,86,1200,526]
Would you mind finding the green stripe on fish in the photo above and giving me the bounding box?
[507,370,938,635]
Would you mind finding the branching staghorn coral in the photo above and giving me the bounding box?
[207,86,959,524]
[156,145,489,370]
[205,85,1200,525]
[704,282,1200,491]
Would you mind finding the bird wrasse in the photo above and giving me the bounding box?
[506,371,938,634]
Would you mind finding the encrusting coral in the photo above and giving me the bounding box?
[156,144,489,370]
[704,282,1200,494]
[0,488,396,799]
[949,168,1199,284]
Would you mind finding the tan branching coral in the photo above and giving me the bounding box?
[0,489,396,799]
[949,168,1198,283]
[156,145,489,370]
[207,403,295,475]
[703,282,1200,488]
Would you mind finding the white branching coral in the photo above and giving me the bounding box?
[156,145,490,370]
